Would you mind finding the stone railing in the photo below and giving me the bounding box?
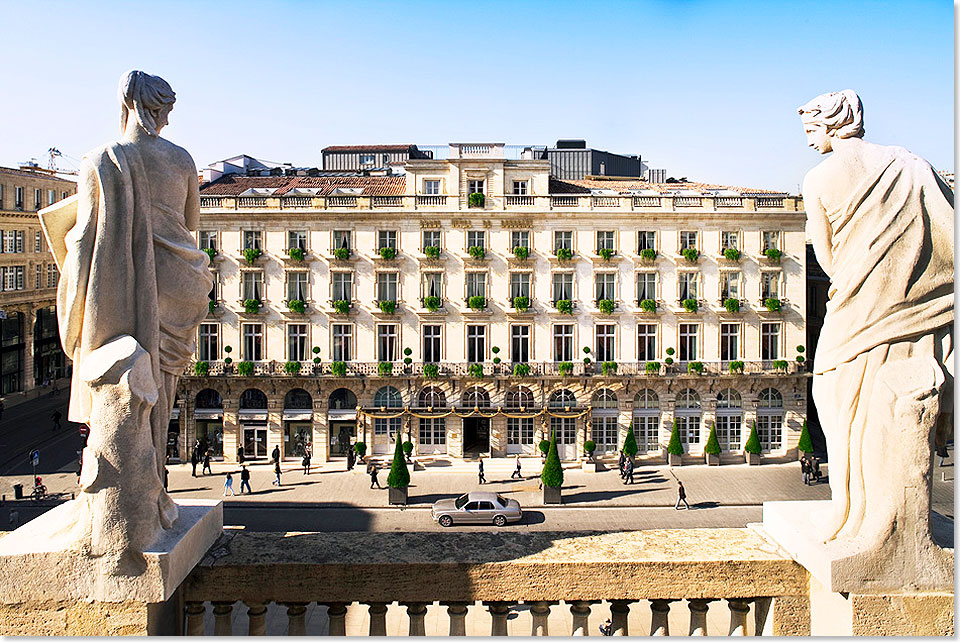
[198,194,803,213]
[181,529,810,636]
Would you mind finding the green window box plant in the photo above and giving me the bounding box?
[764,248,782,262]
[284,360,301,375]
[287,299,306,314]
[639,248,657,261]
[208,300,218,314]
[512,246,529,260]
[687,361,704,375]
[468,363,484,378]
[764,298,782,312]
[237,361,254,376]
[602,361,618,376]
[512,295,530,312]
[334,247,351,260]
[598,299,616,315]
[423,363,439,379]
[378,300,397,315]
[378,361,394,376]
[723,298,740,313]
[555,247,573,262]
[722,248,741,261]
[512,363,531,377]
[729,360,745,374]
[287,247,305,262]
[645,361,661,374]
[468,245,486,260]
[468,192,485,208]
[598,247,614,261]
[203,247,217,262]
[682,298,699,313]
[640,298,657,313]
[555,299,573,314]
[242,247,261,264]
[333,299,351,314]
[243,299,261,314]
[331,361,347,377]
[681,248,699,263]
[378,247,397,260]
[194,361,209,376]
[558,361,574,376]
[424,245,440,259]
[467,295,486,311]
[773,359,789,371]
[423,296,441,312]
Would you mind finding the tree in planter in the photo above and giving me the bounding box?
[378,361,394,376]
[796,345,807,366]
[582,346,592,370]
[284,360,302,375]
[243,298,261,314]
[623,424,638,459]
[468,192,485,208]
[639,248,657,261]
[645,361,661,374]
[203,247,217,262]
[722,247,741,261]
[378,246,397,260]
[598,299,616,315]
[194,361,209,376]
[681,248,699,263]
[667,420,684,457]
[797,420,814,456]
[556,299,573,314]
[312,346,321,368]
[331,361,347,377]
[602,361,618,376]
[237,361,254,376]
[424,245,441,259]
[541,431,564,488]
[378,300,397,315]
[512,246,529,260]
[423,296,441,312]
[555,247,573,262]
[744,421,762,457]
[729,360,745,374]
[208,300,219,315]
[242,247,261,264]
[584,440,597,461]
[333,299,352,314]
[682,298,699,313]
[287,247,305,262]
[512,295,530,312]
[423,363,440,379]
[723,298,740,313]
[287,299,306,314]
[704,422,722,461]
[764,298,782,312]
[468,363,484,378]
[468,295,486,311]
[558,361,574,376]
[640,299,657,313]
[468,245,486,260]
[687,361,704,375]
[334,247,351,260]
[223,345,233,365]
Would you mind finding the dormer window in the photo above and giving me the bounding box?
[359,154,376,166]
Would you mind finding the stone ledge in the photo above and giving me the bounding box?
[185,528,809,603]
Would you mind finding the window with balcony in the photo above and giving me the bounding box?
[198,323,219,361]
[511,325,530,363]
[332,324,353,361]
[509,272,531,300]
[721,231,739,251]
[333,230,351,251]
[199,231,217,251]
[466,325,486,363]
[512,180,528,195]
[720,323,740,361]
[377,324,398,361]
[466,230,485,251]
[678,272,699,301]
[761,272,780,300]
[422,271,442,300]
[242,323,264,361]
[423,179,441,195]
[288,324,308,361]
[331,271,353,302]
[465,271,486,299]
[637,230,656,252]
[422,325,441,363]
[679,230,698,251]
[242,230,261,250]
[595,324,616,362]
[594,272,616,303]
[422,230,440,252]
[762,231,781,252]
[241,272,263,301]
[552,272,573,302]
[378,230,397,251]
[376,272,399,302]
[553,324,574,361]
[597,230,615,252]
[761,322,781,360]
[468,179,485,195]
[637,324,657,361]
[554,230,573,252]
[637,272,656,302]
[720,271,741,301]
[286,272,308,302]
[679,323,698,361]
[511,230,530,250]
[288,230,307,251]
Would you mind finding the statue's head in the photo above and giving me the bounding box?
[118,70,176,138]
[797,90,864,154]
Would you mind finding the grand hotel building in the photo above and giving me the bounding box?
[177,143,808,463]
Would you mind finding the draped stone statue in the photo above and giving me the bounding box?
[38,70,213,574]
[797,90,953,589]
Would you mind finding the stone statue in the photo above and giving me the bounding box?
[39,70,213,574]
[798,90,953,588]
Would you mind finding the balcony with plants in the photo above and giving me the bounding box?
[591,247,617,264]
[374,246,399,262]
[238,297,264,318]
[328,298,355,316]
[464,245,487,262]
[462,295,491,316]
[239,247,264,267]
[419,296,447,317]
[282,247,311,266]
[373,299,401,317]
[330,246,354,262]
[637,247,658,263]
[506,295,534,317]
[507,245,531,267]
[550,247,575,265]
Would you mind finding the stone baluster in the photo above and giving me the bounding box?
[609,599,632,636]
[324,603,348,636]
[728,599,750,636]
[402,602,428,636]
[752,597,772,636]
[442,601,470,636]
[484,601,513,636]
[212,601,234,636]
[185,601,206,636]
[649,599,672,636]
[688,599,712,636]
[569,600,595,636]
[244,601,268,636]
[528,601,554,636]
[364,602,388,636]
[283,602,308,636]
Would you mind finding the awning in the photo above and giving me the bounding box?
[283,411,313,421]
[328,409,357,420]
[194,409,222,420]
[238,411,268,421]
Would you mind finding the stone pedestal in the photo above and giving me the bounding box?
[0,498,223,635]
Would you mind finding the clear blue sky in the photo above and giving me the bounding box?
[0,0,952,192]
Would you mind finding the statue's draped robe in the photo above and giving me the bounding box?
[812,145,954,543]
[59,141,212,529]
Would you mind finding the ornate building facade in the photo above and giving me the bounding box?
[178,143,808,463]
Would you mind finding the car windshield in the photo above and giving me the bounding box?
[496,494,507,507]
[455,494,469,509]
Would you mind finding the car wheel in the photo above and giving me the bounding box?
[493,515,507,527]
[439,515,453,528]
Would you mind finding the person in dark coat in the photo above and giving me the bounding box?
[675,480,690,510]
[237,445,245,465]
[271,445,281,465]
[511,454,522,480]
[202,450,212,475]
[623,457,635,485]
[190,447,199,477]
[369,464,381,489]
[52,409,62,431]
[347,447,356,471]
[302,451,311,475]
[272,460,282,486]
[801,457,811,485]
[618,450,627,479]
[478,458,486,484]
[239,465,252,494]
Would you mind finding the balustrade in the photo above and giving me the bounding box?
[755,197,784,208]
[199,196,223,208]
[281,196,312,208]
[504,195,535,206]
[416,195,447,207]
[675,196,703,207]
[372,196,402,207]
[633,196,661,207]
[550,196,580,208]
[328,196,358,208]
[238,197,267,208]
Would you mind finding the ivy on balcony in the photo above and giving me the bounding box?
[468,192,485,208]
[287,299,306,314]
[468,245,486,260]
[331,361,347,377]
[423,363,440,379]
[423,245,441,259]
[378,247,397,260]
[558,361,574,376]
[723,298,740,313]
[687,361,705,375]
[333,299,352,314]
[512,363,531,377]
[334,247,351,260]
[468,363,484,378]
[555,299,573,315]
[555,247,573,262]
[237,361,254,376]
[467,295,486,311]
[729,360,745,374]
[764,248,782,262]
[242,247,262,264]
[512,296,530,312]
[423,296,441,312]
[378,361,394,376]
[640,299,657,313]
[597,299,616,315]
[602,361,618,376]
[682,298,699,313]
[203,247,217,263]
[243,299,262,314]
[597,247,614,261]
[194,361,209,376]
[284,361,302,375]
[723,248,741,261]
[681,248,699,263]
[287,247,305,262]
[378,300,397,315]
[764,298,782,312]
[512,246,529,260]
[639,248,657,261]
[645,361,661,374]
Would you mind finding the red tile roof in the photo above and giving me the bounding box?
[200,175,405,197]
[322,144,417,153]
[554,178,786,195]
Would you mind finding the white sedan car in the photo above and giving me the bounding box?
[431,491,523,527]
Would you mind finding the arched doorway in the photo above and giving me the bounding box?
[373,386,403,455]
[194,388,224,459]
[757,388,784,452]
[239,388,268,459]
[415,386,447,455]
[548,389,578,460]
[632,389,660,453]
[716,388,743,451]
[505,386,536,455]
[461,386,492,456]
[675,388,702,451]
[590,389,619,455]
[328,388,358,458]
[283,388,313,459]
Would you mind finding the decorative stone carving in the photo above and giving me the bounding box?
[764,90,953,592]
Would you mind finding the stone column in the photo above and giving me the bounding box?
[650,599,671,636]
[323,603,347,636]
[569,600,593,636]
[222,398,239,463]
[609,599,631,636]
[185,601,206,636]
[660,396,676,460]
[700,399,716,457]
[402,602,428,636]
[447,415,463,458]
[688,599,711,636]
[182,390,197,464]
[283,602,308,636]
[728,599,750,636]
[529,601,552,636]
[268,399,283,459]
[244,601,268,636]
[618,407,632,456]
[489,415,506,457]
[212,601,233,635]
[364,602,388,636]
[442,601,469,636]
[313,403,328,462]
[483,601,512,636]
[577,415,588,461]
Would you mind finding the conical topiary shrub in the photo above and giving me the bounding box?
[667,419,683,466]
[623,425,638,458]
[387,431,410,504]
[541,430,564,504]
[704,422,721,465]
[797,420,814,455]
[744,420,762,465]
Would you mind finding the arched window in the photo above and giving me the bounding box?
[462,386,491,408]
[674,388,701,446]
[633,389,659,410]
[417,386,446,408]
[328,388,357,410]
[549,389,577,409]
[717,388,742,408]
[632,389,660,451]
[758,388,783,408]
[284,388,312,410]
[239,388,267,410]
[504,386,535,409]
[591,389,618,409]
[195,389,222,409]
[373,386,403,409]
[676,388,701,409]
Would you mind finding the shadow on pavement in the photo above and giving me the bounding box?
[168,487,211,494]
[692,501,719,509]
[563,489,656,503]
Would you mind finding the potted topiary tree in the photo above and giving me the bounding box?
[797,420,814,461]
[402,440,414,464]
[538,438,550,460]
[541,431,564,504]
[744,421,762,465]
[704,422,721,466]
[387,431,410,505]
[582,440,598,472]
[354,441,367,466]
[623,424,638,466]
[667,419,683,466]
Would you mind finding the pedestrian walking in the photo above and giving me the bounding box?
[239,466,252,494]
[369,464,381,489]
[936,443,949,466]
[811,458,822,483]
[202,450,212,475]
[190,447,199,477]
[478,458,486,484]
[0,398,5,420]
[623,457,635,485]
[272,460,282,486]
[237,445,245,465]
[302,451,311,475]
[675,480,690,510]
[223,472,236,496]
[800,458,811,486]
[271,445,281,465]
[510,454,522,480]
[618,449,626,479]
[52,409,62,431]
[347,447,356,471]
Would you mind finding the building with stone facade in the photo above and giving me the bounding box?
[178,143,808,464]
[0,165,74,395]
